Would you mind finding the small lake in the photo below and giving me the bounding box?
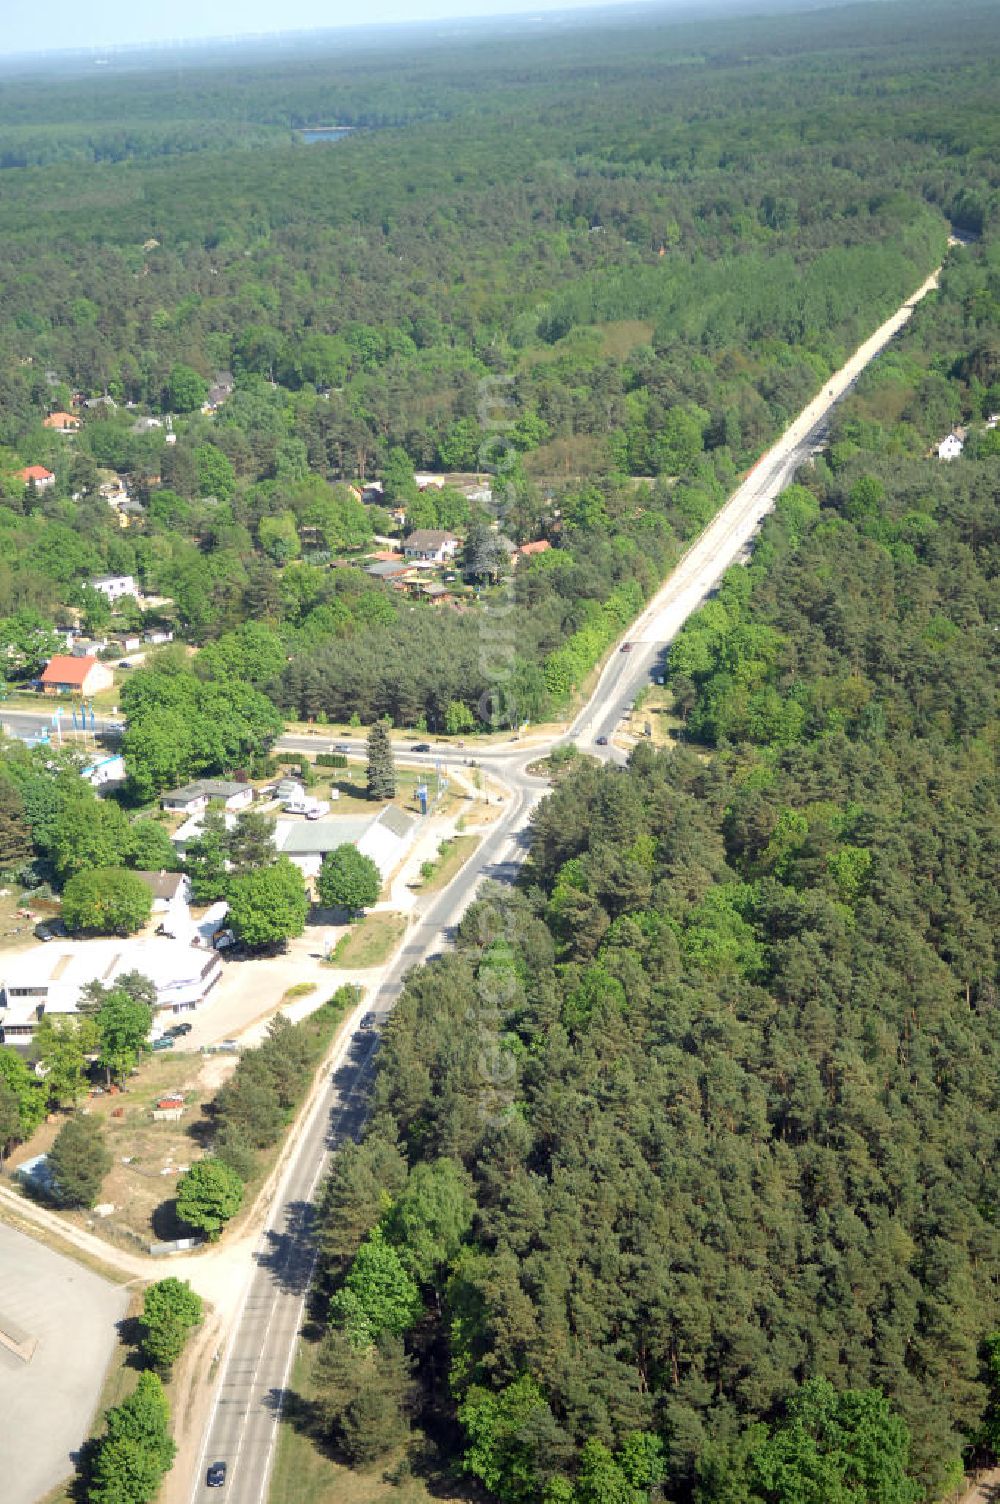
[297,126,353,145]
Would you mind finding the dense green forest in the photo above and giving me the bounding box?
[299,12,1000,1501]
[0,0,998,737]
[1,4,999,1495]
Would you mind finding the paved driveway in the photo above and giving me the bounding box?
[0,1221,128,1504]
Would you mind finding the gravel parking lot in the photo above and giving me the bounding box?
[0,1222,128,1504]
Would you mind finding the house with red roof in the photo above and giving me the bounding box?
[19,465,55,490]
[38,655,114,697]
[515,539,552,562]
[43,412,80,434]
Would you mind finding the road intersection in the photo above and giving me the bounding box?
[183,256,947,1504]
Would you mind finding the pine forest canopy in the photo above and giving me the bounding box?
[330,263,1000,1499]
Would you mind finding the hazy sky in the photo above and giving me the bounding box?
[2,1,645,58]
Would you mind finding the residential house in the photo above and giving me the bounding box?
[365,560,411,583]
[932,433,962,460]
[357,805,417,877]
[419,582,454,605]
[91,573,137,602]
[19,465,55,491]
[413,473,446,490]
[161,779,254,817]
[201,371,234,414]
[131,415,164,434]
[274,805,416,882]
[70,636,108,658]
[38,655,114,696]
[144,629,174,646]
[83,395,117,411]
[43,412,81,434]
[403,530,460,564]
[134,872,192,937]
[515,539,552,563]
[0,938,222,1042]
[98,477,130,508]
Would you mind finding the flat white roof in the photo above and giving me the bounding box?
[2,938,217,994]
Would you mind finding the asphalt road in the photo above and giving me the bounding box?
[183,263,947,1503]
[0,707,122,743]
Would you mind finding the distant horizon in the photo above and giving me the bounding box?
[0,0,669,61]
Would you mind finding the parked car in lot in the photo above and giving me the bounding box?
[151,1036,175,1052]
[207,1461,227,1488]
[166,1022,193,1038]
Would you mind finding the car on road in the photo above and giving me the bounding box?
[207,1461,227,1488]
[333,742,351,752]
[410,742,431,752]
[596,735,609,746]
[620,642,632,652]
[151,1036,175,1052]
[360,1012,377,1031]
[118,660,132,669]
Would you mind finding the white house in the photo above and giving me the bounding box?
[19,465,55,491]
[357,805,417,877]
[937,433,964,461]
[91,573,137,602]
[161,779,254,817]
[273,805,416,882]
[402,530,460,564]
[170,810,238,858]
[134,872,192,937]
[0,938,222,1043]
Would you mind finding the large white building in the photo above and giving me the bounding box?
[274,805,417,881]
[0,938,222,1044]
[90,573,137,602]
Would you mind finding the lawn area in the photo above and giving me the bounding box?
[278,762,435,818]
[270,1339,480,1504]
[5,994,354,1255]
[329,911,407,969]
[412,835,480,895]
[3,1049,230,1254]
[0,888,62,950]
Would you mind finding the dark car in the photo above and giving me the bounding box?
[207,1461,227,1488]
[596,735,609,746]
[410,742,431,752]
[167,1022,193,1038]
[360,1012,377,1031]
[118,660,132,669]
[620,642,632,653]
